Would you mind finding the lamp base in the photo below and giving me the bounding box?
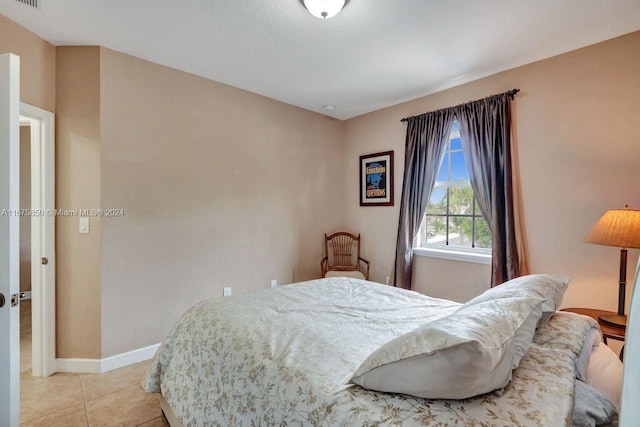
[598,313,627,329]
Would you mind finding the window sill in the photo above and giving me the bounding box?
[413,247,491,265]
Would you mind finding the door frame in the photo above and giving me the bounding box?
[20,103,56,377]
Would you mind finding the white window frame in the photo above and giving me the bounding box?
[413,246,491,265]
[414,122,492,264]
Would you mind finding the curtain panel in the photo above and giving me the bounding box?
[395,89,522,289]
[455,92,520,285]
[393,110,456,289]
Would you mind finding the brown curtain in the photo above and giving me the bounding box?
[393,109,455,289]
[455,91,520,286]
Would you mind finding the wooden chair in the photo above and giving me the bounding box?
[321,232,370,280]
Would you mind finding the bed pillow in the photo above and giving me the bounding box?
[586,343,623,411]
[351,295,544,399]
[469,274,570,327]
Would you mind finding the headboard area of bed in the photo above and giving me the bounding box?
[620,256,640,426]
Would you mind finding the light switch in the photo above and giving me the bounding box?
[79,217,90,234]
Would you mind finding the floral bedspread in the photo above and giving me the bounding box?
[142,278,597,426]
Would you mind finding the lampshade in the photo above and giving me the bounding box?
[584,205,640,328]
[303,0,345,19]
[584,206,640,249]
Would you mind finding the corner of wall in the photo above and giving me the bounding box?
[55,46,102,359]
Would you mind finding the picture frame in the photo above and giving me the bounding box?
[360,151,394,206]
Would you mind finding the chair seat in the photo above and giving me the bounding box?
[325,270,366,280]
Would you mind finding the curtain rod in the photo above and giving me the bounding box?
[400,88,520,122]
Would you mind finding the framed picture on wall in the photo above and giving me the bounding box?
[360,151,394,206]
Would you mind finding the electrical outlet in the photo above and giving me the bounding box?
[223,287,232,297]
[270,279,278,288]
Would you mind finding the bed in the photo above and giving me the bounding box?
[142,275,618,426]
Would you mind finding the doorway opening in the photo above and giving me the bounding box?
[19,103,56,378]
[18,118,32,376]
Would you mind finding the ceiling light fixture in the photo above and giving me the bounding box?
[303,0,345,19]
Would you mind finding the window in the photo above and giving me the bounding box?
[416,121,491,254]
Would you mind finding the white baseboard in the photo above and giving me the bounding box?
[56,343,160,374]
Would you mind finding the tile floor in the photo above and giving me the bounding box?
[20,300,169,427]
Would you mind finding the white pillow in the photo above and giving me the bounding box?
[587,343,623,411]
[351,295,544,399]
[469,274,570,327]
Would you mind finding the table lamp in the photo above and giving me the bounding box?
[584,205,640,328]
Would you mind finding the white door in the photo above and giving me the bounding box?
[0,53,21,427]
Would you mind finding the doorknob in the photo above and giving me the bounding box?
[0,293,5,308]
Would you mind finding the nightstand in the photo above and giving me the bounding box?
[561,308,625,361]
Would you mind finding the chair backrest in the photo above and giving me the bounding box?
[620,256,640,426]
[325,232,361,271]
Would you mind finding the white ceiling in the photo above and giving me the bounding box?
[2,0,640,120]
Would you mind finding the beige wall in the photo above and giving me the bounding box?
[0,14,55,112]
[344,31,640,309]
[412,258,490,303]
[55,47,102,358]
[98,49,344,356]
